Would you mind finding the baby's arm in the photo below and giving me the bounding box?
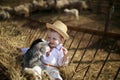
[58,47,69,66]
[61,47,68,64]
[17,47,29,55]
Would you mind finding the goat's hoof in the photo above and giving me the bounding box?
[24,68,35,74]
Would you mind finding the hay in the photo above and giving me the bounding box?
[0,20,26,80]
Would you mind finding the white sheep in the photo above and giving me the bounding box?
[14,4,30,17]
[80,0,88,10]
[0,10,11,20]
[64,8,79,20]
[32,0,47,8]
[56,0,69,9]
[0,6,13,12]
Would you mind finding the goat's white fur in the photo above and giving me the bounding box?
[24,41,50,80]
[64,8,79,20]
[24,66,42,80]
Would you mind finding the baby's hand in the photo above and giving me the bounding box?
[16,47,22,52]
[62,47,68,56]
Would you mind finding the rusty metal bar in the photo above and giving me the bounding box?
[30,29,39,44]
[22,26,28,36]
[77,35,94,79]
[31,28,41,40]
[26,27,35,44]
[95,40,117,80]
[22,22,32,36]
[41,30,47,39]
[69,32,85,65]
[63,30,71,46]
[68,31,78,50]
[70,33,93,79]
[114,67,120,80]
[104,0,114,32]
[31,28,42,40]
[24,27,32,41]
[82,37,104,79]
[75,34,94,72]
[29,29,38,44]
[37,29,45,39]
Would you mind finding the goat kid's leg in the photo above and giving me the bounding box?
[24,67,42,80]
[24,68,35,74]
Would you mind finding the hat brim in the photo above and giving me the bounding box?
[46,23,69,40]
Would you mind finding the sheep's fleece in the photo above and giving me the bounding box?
[23,39,50,68]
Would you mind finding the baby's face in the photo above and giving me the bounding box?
[46,30,62,48]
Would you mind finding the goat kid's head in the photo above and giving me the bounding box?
[35,41,50,55]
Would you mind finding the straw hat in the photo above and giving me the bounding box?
[46,20,69,40]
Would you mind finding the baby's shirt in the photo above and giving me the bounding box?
[21,48,29,55]
[41,44,65,66]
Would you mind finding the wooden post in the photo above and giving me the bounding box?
[104,0,114,32]
[97,0,102,14]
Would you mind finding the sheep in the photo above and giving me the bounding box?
[80,0,88,11]
[56,0,69,9]
[0,6,13,12]
[14,4,30,17]
[23,39,50,80]
[32,0,47,8]
[64,8,79,20]
[0,10,11,20]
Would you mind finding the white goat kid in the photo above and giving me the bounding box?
[64,8,79,20]
[24,66,42,80]
[23,39,50,80]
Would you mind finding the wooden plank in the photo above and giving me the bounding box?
[68,26,120,40]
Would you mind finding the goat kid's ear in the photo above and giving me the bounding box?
[41,38,46,42]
